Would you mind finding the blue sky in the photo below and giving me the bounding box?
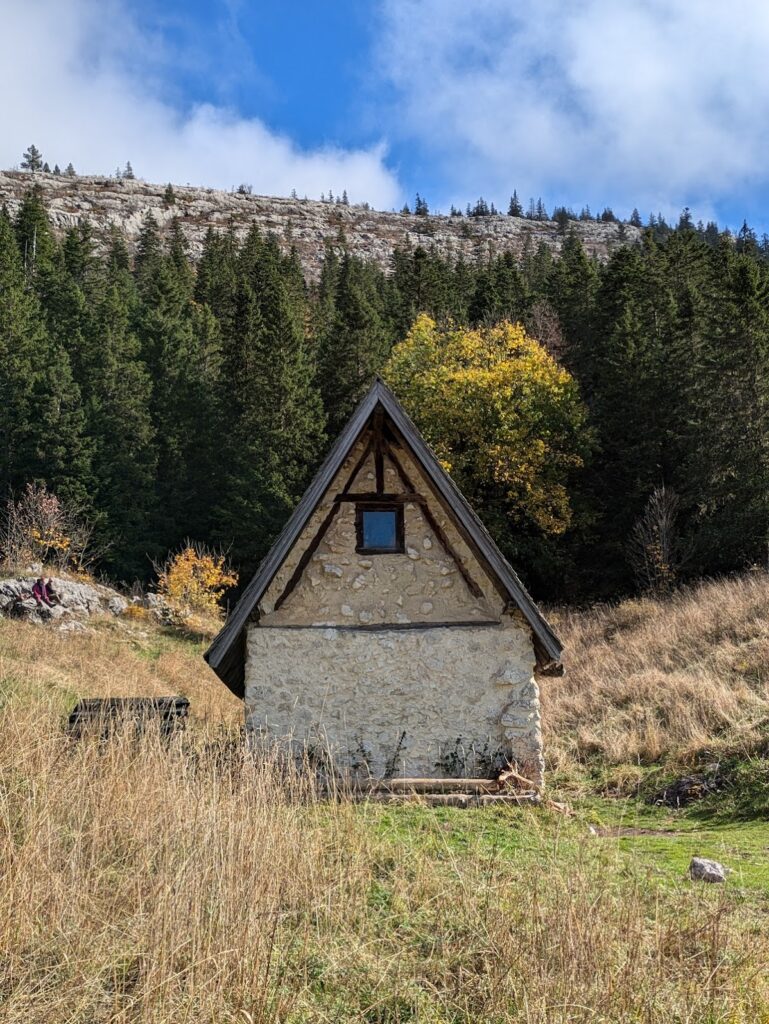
[2,0,769,231]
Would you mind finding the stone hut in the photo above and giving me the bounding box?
[205,379,562,786]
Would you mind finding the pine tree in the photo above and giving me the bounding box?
[214,230,325,572]
[123,161,135,179]
[64,163,76,176]
[0,215,90,504]
[469,253,527,326]
[133,214,209,552]
[629,208,642,227]
[53,164,61,176]
[21,145,43,171]
[508,191,523,217]
[13,187,58,310]
[546,232,598,380]
[86,252,158,576]
[686,238,769,570]
[317,252,389,434]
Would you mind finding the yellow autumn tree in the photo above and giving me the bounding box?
[155,542,238,621]
[383,315,591,536]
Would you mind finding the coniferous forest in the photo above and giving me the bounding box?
[2,185,769,602]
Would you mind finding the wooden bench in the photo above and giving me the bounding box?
[67,696,190,739]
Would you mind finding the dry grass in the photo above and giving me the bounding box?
[545,574,769,769]
[1,689,768,1023]
[2,578,769,1021]
[0,613,240,725]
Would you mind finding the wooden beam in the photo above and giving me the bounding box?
[383,441,486,600]
[256,619,502,632]
[373,407,385,493]
[333,492,423,504]
[272,503,340,611]
[341,434,375,495]
[273,431,375,611]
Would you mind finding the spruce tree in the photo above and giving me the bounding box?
[21,145,43,171]
[87,257,158,577]
[214,229,325,572]
[508,191,523,216]
[317,251,389,435]
[0,215,89,504]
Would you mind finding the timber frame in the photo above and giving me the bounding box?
[205,378,563,697]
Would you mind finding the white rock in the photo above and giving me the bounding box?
[0,170,638,285]
[406,547,420,560]
[689,857,729,883]
[108,595,128,616]
[58,620,87,633]
[323,564,343,577]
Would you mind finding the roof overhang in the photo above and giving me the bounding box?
[204,378,563,697]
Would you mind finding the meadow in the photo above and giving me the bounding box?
[1,576,768,1023]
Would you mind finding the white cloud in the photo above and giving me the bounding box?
[0,0,401,207]
[376,0,769,218]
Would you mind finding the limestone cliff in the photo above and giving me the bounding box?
[0,170,638,281]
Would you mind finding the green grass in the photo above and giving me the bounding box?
[362,794,769,898]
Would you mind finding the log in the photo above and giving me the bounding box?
[373,777,500,794]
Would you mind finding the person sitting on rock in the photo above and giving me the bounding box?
[32,577,56,608]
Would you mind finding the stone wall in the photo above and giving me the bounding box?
[260,437,503,625]
[0,171,640,283]
[245,619,543,783]
[247,424,544,783]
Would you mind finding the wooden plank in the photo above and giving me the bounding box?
[273,435,375,611]
[255,619,501,632]
[341,435,376,495]
[374,407,385,493]
[383,440,485,600]
[366,792,473,807]
[333,492,422,504]
[477,793,541,806]
[375,777,499,793]
[273,504,340,611]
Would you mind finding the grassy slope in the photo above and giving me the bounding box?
[1,580,768,1022]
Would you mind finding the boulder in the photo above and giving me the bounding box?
[0,576,128,624]
[107,594,128,616]
[689,857,729,883]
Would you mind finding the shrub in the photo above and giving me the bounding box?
[154,541,237,621]
[0,483,96,573]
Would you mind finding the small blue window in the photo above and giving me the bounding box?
[357,505,404,553]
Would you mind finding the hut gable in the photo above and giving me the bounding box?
[259,432,503,628]
[204,379,562,784]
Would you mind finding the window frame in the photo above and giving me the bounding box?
[354,502,405,555]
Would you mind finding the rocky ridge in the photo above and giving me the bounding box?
[0,575,128,629]
[0,170,639,281]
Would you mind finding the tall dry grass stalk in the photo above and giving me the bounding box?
[2,688,768,1023]
[0,614,241,725]
[545,574,769,768]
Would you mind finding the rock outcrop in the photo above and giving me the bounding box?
[0,171,639,282]
[0,576,127,626]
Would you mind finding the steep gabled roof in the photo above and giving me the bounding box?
[205,378,563,696]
